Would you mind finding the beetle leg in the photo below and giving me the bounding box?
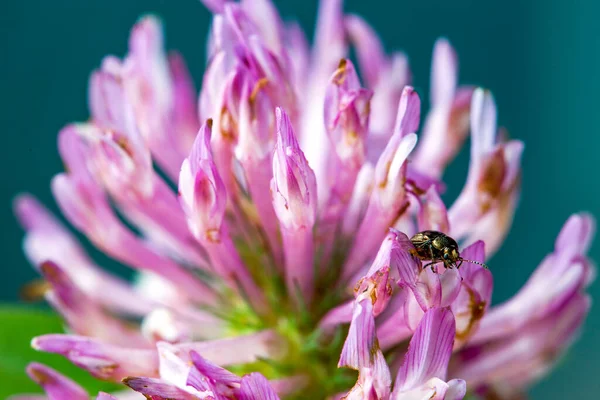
[424,262,438,273]
[428,246,440,272]
[423,261,440,273]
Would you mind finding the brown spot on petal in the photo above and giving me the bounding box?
[205,228,221,243]
[39,261,60,280]
[29,367,51,384]
[333,59,348,86]
[353,277,365,294]
[96,363,117,377]
[369,337,381,364]
[455,287,487,342]
[344,130,359,146]
[249,78,269,108]
[472,300,486,321]
[115,136,135,159]
[541,347,559,365]
[378,162,392,189]
[477,147,506,213]
[448,100,471,144]
[370,287,378,305]
[484,387,527,400]
[390,200,411,227]
[219,108,238,141]
[406,180,427,196]
[20,279,51,301]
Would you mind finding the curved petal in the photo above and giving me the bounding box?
[393,308,456,394]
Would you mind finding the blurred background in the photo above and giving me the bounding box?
[0,0,598,398]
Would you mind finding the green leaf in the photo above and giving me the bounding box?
[0,304,121,398]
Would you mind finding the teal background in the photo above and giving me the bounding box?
[1,0,598,398]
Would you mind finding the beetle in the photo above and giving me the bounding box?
[409,230,488,271]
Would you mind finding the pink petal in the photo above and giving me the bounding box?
[319,300,354,328]
[60,123,205,269]
[199,0,226,13]
[392,86,421,140]
[468,88,498,180]
[447,90,523,255]
[240,0,284,55]
[412,40,471,179]
[299,0,346,206]
[95,393,119,400]
[237,373,280,400]
[168,52,200,156]
[356,229,414,316]
[430,38,458,107]
[555,212,595,257]
[410,268,443,312]
[272,108,317,229]
[370,52,412,135]
[444,379,467,400]
[272,108,317,303]
[344,15,387,88]
[284,22,310,98]
[343,115,418,280]
[391,377,466,400]
[88,70,136,138]
[338,297,378,370]
[13,194,155,315]
[155,330,282,388]
[417,186,450,233]
[458,241,493,306]
[189,350,241,386]
[471,214,593,345]
[141,307,225,343]
[234,73,281,260]
[341,163,375,236]
[25,363,88,400]
[312,0,346,82]
[186,350,240,396]
[176,330,284,366]
[32,335,159,381]
[376,285,414,350]
[123,377,203,399]
[393,308,456,393]
[324,59,370,171]
[39,261,148,348]
[179,120,227,241]
[51,173,215,304]
[439,268,463,307]
[125,17,186,180]
[374,110,417,197]
[268,376,310,397]
[454,293,589,393]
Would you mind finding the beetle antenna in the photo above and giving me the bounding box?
[458,258,489,269]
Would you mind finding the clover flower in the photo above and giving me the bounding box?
[12,0,594,399]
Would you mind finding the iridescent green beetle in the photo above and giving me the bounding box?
[410,230,488,270]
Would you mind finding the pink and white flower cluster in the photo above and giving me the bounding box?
[12,0,594,399]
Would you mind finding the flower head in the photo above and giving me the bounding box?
[13,1,594,399]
